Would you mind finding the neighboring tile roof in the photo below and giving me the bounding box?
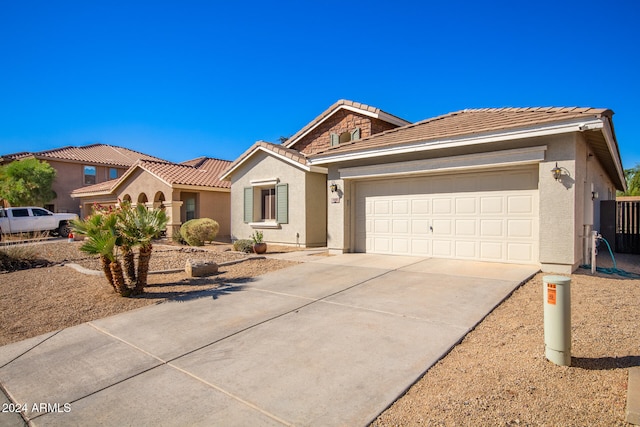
[283,99,410,148]
[69,179,118,196]
[310,107,613,157]
[141,158,232,188]
[220,141,309,180]
[71,157,232,197]
[2,143,166,166]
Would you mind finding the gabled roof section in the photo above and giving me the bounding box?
[71,157,232,198]
[309,106,625,190]
[131,158,232,188]
[310,107,611,158]
[69,179,118,197]
[282,99,410,149]
[220,141,326,180]
[2,143,166,166]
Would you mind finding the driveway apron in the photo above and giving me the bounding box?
[0,254,538,426]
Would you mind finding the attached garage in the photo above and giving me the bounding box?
[353,167,539,263]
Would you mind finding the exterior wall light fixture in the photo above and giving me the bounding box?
[330,182,338,193]
[551,162,563,181]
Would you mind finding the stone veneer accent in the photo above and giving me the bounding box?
[291,111,400,155]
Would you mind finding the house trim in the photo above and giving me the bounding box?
[220,146,328,180]
[338,146,548,180]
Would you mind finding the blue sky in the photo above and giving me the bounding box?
[1,1,639,169]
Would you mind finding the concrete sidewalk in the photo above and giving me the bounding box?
[0,254,538,426]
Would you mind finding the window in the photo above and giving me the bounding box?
[12,208,29,217]
[261,188,276,220]
[32,208,51,216]
[109,168,118,180]
[84,166,96,185]
[244,183,288,225]
[330,127,360,147]
[185,198,196,221]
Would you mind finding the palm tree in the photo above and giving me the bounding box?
[116,202,138,285]
[125,204,168,295]
[71,209,130,296]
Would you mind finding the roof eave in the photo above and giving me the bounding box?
[284,104,410,149]
[308,117,606,165]
[220,146,327,181]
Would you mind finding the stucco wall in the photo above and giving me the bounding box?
[229,151,326,246]
[305,171,327,246]
[198,191,231,240]
[48,160,127,214]
[324,132,622,273]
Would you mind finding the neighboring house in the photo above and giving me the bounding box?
[0,144,166,214]
[223,100,626,274]
[71,157,232,239]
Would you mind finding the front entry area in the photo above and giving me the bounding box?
[354,167,540,263]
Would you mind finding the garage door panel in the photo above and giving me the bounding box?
[392,239,409,253]
[374,200,390,214]
[411,239,430,255]
[508,219,533,238]
[432,240,452,256]
[432,198,452,214]
[392,200,409,214]
[480,219,503,237]
[455,197,477,214]
[355,168,539,264]
[507,243,533,262]
[411,219,429,235]
[455,219,477,236]
[480,242,503,260]
[508,195,534,214]
[411,199,430,214]
[392,219,409,233]
[455,241,477,258]
[480,197,503,214]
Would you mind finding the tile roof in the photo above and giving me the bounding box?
[2,143,166,166]
[71,157,232,197]
[283,99,410,148]
[69,179,118,196]
[220,141,309,180]
[138,158,232,188]
[310,107,613,158]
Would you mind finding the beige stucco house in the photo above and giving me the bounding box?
[0,144,166,214]
[71,157,232,239]
[223,100,626,274]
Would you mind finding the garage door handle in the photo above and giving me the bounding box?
[429,226,433,232]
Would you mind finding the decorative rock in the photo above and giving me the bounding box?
[185,259,219,277]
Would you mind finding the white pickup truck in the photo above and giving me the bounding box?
[0,207,78,239]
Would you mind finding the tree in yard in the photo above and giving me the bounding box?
[0,158,56,206]
[619,164,640,196]
[72,202,167,297]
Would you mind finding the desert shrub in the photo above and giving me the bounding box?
[172,232,186,245]
[180,218,219,246]
[233,239,254,253]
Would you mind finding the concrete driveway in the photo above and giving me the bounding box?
[0,254,538,427]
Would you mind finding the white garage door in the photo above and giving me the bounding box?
[354,168,539,263]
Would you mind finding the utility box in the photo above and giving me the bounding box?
[543,275,571,366]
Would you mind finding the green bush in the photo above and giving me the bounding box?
[180,218,220,246]
[233,239,254,253]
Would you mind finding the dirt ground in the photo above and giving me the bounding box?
[1,240,639,425]
[373,252,640,426]
[0,240,297,346]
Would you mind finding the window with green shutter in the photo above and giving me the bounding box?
[276,183,288,224]
[243,187,253,223]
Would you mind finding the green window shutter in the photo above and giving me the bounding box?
[276,183,288,224]
[351,127,361,141]
[330,133,339,147]
[243,187,253,223]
